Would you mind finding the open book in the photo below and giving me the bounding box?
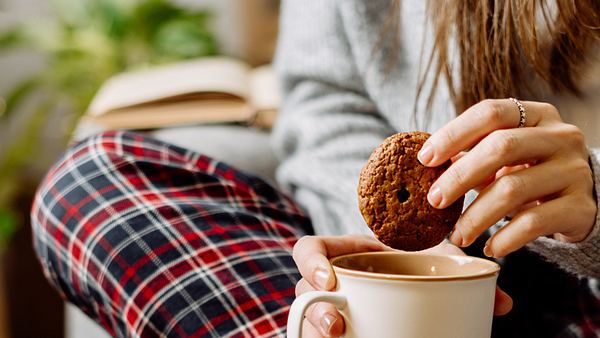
[84,57,280,130]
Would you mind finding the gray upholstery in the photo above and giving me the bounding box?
[150,125,278,185]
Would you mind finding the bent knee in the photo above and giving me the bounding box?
[30,131,138,273]
[32,131,129,231]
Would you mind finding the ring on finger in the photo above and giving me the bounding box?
[509,97,526,128]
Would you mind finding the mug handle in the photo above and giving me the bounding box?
[286,291,347,338]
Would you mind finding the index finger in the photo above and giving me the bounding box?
[418,99,550,167]
[292,235,386,290]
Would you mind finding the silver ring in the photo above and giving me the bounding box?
[509,98,526,128]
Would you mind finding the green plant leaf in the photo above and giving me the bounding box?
[154,18,217,60]
[1,76,44,120]
[0,97,6,118]
[0,27,28,50]
[0,209,17,247]
[131,0,183,42]
[51,0,91,27]
[0,97,55,180]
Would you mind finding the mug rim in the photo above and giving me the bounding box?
[330,251,500,282]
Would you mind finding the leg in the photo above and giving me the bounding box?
[31,131,312,338]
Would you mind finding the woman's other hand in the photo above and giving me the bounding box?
[419,99,597,258]
[292,235,513,337]
[292,235,383,337]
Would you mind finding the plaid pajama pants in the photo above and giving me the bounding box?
[31,131,312,338]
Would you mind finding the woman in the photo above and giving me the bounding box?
[277,1,600,336]
[31,0,599,337]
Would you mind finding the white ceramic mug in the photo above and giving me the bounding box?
[287,251,500,338]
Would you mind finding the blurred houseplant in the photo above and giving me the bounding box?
[0,0,217,249]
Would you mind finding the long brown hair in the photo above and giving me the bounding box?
[389,0,600,114]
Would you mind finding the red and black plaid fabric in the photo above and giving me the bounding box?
[31,131,312,338]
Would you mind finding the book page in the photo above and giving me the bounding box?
[87,99,253,130]
[247,65,281,111]
[88,57,251,116]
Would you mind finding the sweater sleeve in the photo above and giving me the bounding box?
[271,0,395,236]
[525,148,600,279]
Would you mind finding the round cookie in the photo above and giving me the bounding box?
[358,132,464,251]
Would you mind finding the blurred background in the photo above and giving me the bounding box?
[0,0,279,337]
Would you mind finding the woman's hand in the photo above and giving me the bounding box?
[292,235,513,337]
[419,99,597,258]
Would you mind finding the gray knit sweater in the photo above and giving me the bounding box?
[272,0,600,278]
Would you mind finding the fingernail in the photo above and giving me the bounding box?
[483,239,493,257]
[320,313,338,337]
[418,144,434,165]
[450,228,463,247]
[313,266,330,290]
[428,185,443,207]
